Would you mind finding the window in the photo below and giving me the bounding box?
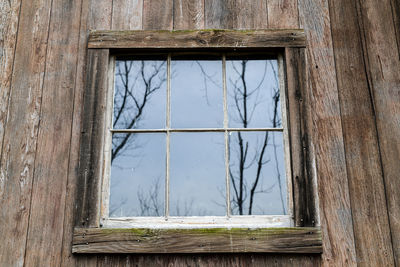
[104,54,289,224]
[73,30,321,254]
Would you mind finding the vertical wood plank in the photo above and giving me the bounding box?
[22,0,82,265]
[143,0,173,30]
[112,0,143,30]
[356,0,400,264]
[22,0,83,265]
[204,0,236,28]
[390,0,400,57]
[59,1,91,266]
[267,0,299,28]
[174,0,205,30]
[0,0,22,182]
[328,0,395,265]
[102,254,321,267]
[234,0,268,29]
[285,48,317,228]
[60,0,112,266]
[297,0,358,265]
[76,49,110,227]
[0,0,52,265]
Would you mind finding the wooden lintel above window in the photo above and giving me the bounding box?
[72,227,322,254]
[87,29,306,49]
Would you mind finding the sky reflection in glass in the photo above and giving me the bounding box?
[229,131,287,215]
[113,60,167,129]
[109,57,287,218]
[170,133,226,216]
[171,60,223,128]
[110,133,165,217]
[227,59,281,128]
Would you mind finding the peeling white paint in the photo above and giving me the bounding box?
[102,215,292,229]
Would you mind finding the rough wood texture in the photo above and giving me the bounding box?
[204,0,235,28]
[73,227,322,254]
[298,0,358,265]
[1,0,399,265]
[328,0,395,265]
[88,29,306,49]
[95,254,321,267]
[60,2,93,266]
[22,0,83,266]
[0,0,52,265]
[143,0,173,30]
[285,48,316,228]
[391,0,400,57]
[356,0,400,264]
[60,0,112,266]
[234,0,268,29]
[174,0,205,30]
[112,0,143,30]
[0,0,21,173]
[76,49,109,228]
[267,0,299,28]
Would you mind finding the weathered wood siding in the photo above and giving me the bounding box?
[0,0,398,266]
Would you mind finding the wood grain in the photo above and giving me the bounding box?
[285,48,316,228]
[73,227,322,254]
[356,0,400,264]
[96,254,321,267]
[22,0,83,266]
[391,0,400,57]
[0,0,22,188]
[174,0,205,30]
[328,0,395,265]
[204,0,235,29]
[234,0,268,29]
[0,0,52,265]
[60,0,112,266]
[1,0,399,265]
[298,0,358,265]
[75,49,109,228]
[143,0,173,30]
[112,0,143,30]
[267,0,299,28]
[88,29,306,49]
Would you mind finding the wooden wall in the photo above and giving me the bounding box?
[0,0,399,266]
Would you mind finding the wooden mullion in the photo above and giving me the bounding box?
[75,49,110,228]
[285,47,316,227]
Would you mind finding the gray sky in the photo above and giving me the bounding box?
[109,58,287,217]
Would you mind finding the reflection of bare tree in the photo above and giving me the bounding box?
[112,60,166,162]
[109,197,128,217]
[110,60,166,217]
[228,60,284,215]
[110,59,284,217]
[137,177,163,216]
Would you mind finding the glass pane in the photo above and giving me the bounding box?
[227,59,281,128]
[171,60,223,128]
[170,133,226,216]
[229,131,286,215]
[113,60,167,129]
[109,133,165,217]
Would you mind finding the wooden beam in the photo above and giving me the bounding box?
[72,227,322,254]
[285,48,317,227]
[75,49,110,228]
[87,29,306,49]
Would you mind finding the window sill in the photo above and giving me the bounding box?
[72,226,322,254]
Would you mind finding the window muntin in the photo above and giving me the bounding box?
[104,53,290,224]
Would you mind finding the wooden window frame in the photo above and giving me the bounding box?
[72,29,321,254]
